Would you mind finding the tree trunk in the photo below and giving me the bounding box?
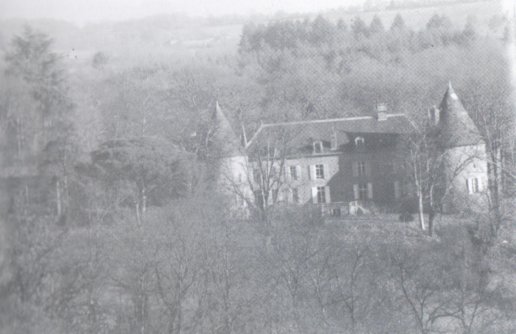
[427,189,435,236]
[427,210,435,236]
[418,190,425,231]
[141,186,147,216]
[490,148,502,232]
[135,202,142,226]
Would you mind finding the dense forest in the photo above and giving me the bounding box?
[0,11,515,333]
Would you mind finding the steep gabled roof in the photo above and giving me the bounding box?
[438,82,483,148]
[246,114,413,155]
[211,101,244,157]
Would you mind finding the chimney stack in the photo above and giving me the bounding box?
[376,103,388,121]
[428,105,440,125]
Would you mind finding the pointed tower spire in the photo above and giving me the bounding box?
[446,81,459,100]
[211,100,243,157]
[212,100,222,120]
[438,82,482,148]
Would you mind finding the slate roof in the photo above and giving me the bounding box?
[246,114,413,156]
[437,83,483,148]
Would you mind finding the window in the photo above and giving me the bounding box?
[317,186,326,204]
[354,182,372,200]
[313,141,323,154]
[352,161,368,177]
[359,183,368,200]
[292,188,299,203]
[357,161,366,177]
[330,208,341,217]
[315,164,325,179]
[354,136,365,148]
[467,178,481,194]
[471,178,479,193]
[280,188,290,203]
[289,166,298,181]
[331,132,338,150]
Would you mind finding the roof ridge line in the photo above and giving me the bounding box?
[245,123,264,149]
[245,113,408,149]
[260,113,406,127]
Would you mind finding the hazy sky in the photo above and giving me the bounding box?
[0,0,365,24]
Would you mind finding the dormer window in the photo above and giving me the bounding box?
[331,132,338,150]
[355,136,365,148]
[313,141,323,154]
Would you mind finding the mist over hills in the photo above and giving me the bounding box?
[0,0,504,69]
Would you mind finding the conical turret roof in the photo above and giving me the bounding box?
[437,82,483,148]
[211,101,244,157]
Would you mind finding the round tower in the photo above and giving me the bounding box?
[210,101,251,213]
[437,83,488,213]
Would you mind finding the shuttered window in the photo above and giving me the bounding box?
[331,132,338,150]
[353,161,369,177]
[466,177,482,194]
[315,164,325,179]
[292,188,299,203]
[312,186,329,204]
[356,183,368,200]
[317,186,326,203]
[313,141,323,154]
[358,161,366,176]
[289,165,298,180]
[353,184,360,200]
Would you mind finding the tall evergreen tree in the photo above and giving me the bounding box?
[4,26,76,219]
[351,16,370,39]
[390,13,406,31]
[369,15,385,35]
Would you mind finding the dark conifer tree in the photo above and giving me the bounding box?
[390,13,406,31]
[351,16,370,39]
[369,15,385,35]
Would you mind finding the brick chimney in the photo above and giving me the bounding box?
[376,103,388,121]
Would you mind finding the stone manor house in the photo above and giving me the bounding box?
[214,83,489,217]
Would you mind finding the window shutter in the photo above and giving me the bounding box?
[353,184,360,200]
[309,165,316,180]
[311,187,318,204]
[285,166,290,182]
[367,182,373,199]
[466,178,472,194]
[352,162,358,177]
[323,164,328,179]
[324,186,331,203]
[477,177,483,192]
[296,165,302,180]
[394,181,401,199]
